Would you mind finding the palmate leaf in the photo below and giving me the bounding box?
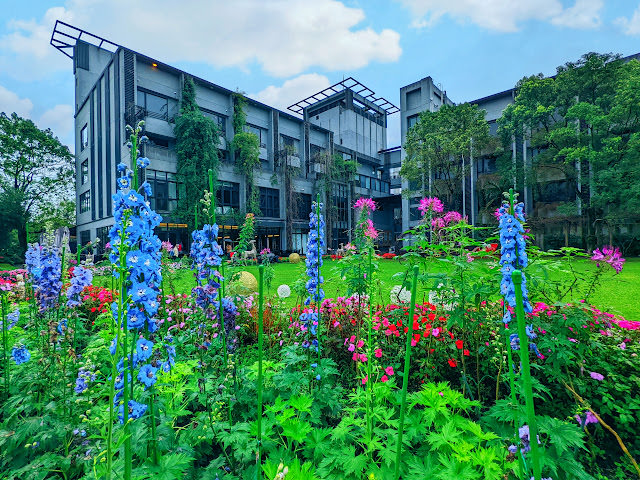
[468,446,505,480]
[289,394,313,413]
[405,454,440,480]
[537,415,587,453]
[435,453,482,480]
[281,418,312,443]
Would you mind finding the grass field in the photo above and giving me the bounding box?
[102,257,640,321]
[5,258,638,321]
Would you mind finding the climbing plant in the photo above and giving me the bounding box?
[230,92,261,215]
[174,76,221,227]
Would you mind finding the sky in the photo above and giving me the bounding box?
[1,0,640,152]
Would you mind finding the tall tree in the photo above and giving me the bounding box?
[498,53,640,248]
[174,76,220,227]
[402,103,491,211]
[0,112,73,253]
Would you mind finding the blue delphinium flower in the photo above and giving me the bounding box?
[11,345,30,365]
[108,137,163,423]
[498,201,532,325]
[75,366,96,394]
[1,309,20,330]
[304,202,325,306]
[190,223,223,313]
[66,266,93,307]
[118,400,148,423]
[25,244,62,312]
[218,297,239,352]
[137,364,158,389]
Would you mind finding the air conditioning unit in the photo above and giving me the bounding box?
[313,163,326,174]
[286,156,300,168]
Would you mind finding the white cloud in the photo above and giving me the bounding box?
[615,4,640,35]
[251,73,331,112]
[398,0,602,32]
[0,84,34,118]
[552,0,603,29]
[38,104,74,139]
[0,84,73,144]
[1,0,401,80]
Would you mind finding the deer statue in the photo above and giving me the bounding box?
[336,243,345,257]
[242,239,258,262]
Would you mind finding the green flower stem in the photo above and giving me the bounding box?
[256,264,265,480]
[393,265,419,480]
[316,193,322,360]
[365,246,374,449]
[505,324,526,480]
[149,385,158,465]
[1,293,9,399]
[512,270,542,480]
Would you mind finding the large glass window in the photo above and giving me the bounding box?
[216,181,240,215]
[137,89,175,121]
[202,109,227,136]
[81,160,88,185]
[407,114,419,130]
[294,193,312,220]
[80,124,88,151]
[280,134,299,155]
[245,124,267,148]
[80,191,91,213]
[147,170,179,212]
[259,187,280,218]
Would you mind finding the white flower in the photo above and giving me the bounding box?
[277,284,291,299]
[390,285,411,304]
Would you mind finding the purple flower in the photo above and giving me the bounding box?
[589,371,604,381]
[418,197,444,215]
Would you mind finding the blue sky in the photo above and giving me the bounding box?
[1,0,640,151]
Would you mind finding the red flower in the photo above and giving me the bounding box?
[463,349,470,356]
[455,339,463,349]
[448,358,457,368]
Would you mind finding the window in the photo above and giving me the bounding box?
[294,193,312,220]
[137,89,175,121]
[202,110,227,136]
[407,114,419,130]
[389,167,401,180]
[80,124,88,151]
[310,144,326,159]
[245,124,267,148]
[477,157,497,174]
[79,230,91,248]
[216,181,240,215]
[81,160,88,185]
[259,187,280,218]
[95,226,112,254]
[147,170,179,212]
[536,180,575,203]
[406,88,421,109]
[280,135,299,155]
[80,191,91,213]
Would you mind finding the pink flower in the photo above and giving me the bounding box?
[432,328,440,337]
[348,343,355,352]
[418,197,444,215]
[362,375,368,385]
[618,342,626,350]
[431,217,445,229]
[589,371,604,381]
[443,211,463,225]
[354,197,376,211]
[380,375,389,382]
[356,339,364,349]
[385,366,394,376]
[374,348,382,358]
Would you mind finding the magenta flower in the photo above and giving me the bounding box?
[443,211,463,225]
[418,197,444,215]
[354,197,376,211]
[589,371,604,381]
[591,245,625,273]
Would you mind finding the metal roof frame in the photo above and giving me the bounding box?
[288,76,399,116]
[50,20,120,59]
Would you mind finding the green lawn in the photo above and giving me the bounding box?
[125,257,640,321]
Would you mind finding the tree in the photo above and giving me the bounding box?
[498,53,640,249]
[0,112,73,253]
[402,103,491,211]
[174,76,221,227]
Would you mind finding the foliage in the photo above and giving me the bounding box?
[174,76,221,227]
[231,92,261,215]
[0,112,73,253]
[498,54,640,248]
[402,103,492,210]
